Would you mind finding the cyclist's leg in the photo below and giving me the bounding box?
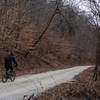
[5,67,9,78]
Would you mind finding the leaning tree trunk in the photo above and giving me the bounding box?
[94,28,100,80]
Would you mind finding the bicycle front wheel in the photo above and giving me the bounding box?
[10,71,16,82]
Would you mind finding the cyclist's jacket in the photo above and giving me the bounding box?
[4,54,17,68]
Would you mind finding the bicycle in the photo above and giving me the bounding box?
[2,69,16,83]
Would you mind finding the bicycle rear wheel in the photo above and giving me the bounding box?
[2,75,8,83]
[10,71,16,82]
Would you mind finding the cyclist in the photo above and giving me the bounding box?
[4,49,18,78]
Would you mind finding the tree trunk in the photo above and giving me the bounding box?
[94,28,100,80]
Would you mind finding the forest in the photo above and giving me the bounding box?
[0,0,100,100]
[0,0,96,69]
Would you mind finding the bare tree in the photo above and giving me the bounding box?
[86,0,100,80]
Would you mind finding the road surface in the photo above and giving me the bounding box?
[0,65,92,100]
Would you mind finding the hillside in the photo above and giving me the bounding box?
[0,0,96,76]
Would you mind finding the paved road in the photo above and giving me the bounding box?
[0,66,92,100]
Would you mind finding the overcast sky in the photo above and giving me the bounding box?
[47,0,90,12]
[63,0,90,12]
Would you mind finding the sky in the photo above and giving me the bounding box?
[63,0,90,12]
[47,0,89,11]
